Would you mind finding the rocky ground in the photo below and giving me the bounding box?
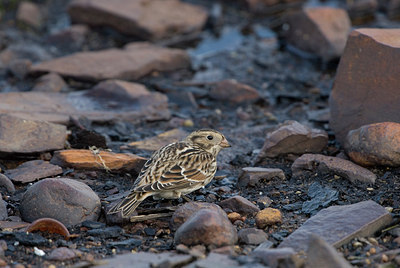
[0,0,400,267]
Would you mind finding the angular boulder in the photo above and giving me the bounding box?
[281,7,351,61]
[330,28,400,144]
[256,120,328,161]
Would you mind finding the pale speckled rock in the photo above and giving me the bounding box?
[345,122,400,167]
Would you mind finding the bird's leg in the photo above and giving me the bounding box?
[181,195,192,202]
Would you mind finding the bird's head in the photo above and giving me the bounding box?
[185,129,231,156]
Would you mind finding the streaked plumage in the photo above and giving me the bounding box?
[108,129,230,217]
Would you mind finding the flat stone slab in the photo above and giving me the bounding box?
[291,153,377,184]
[0,114,66,154]
[0,81,170,124]
[68,0,207,41]
[95,252,193,268]
[330,28,400,144]
[278,200,392,253]
[5,160,63,183]
[30,42,190,82]
[127,128,188,151]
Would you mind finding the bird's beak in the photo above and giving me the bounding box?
[220,137,231,148]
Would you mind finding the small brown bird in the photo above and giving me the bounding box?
[108,129,231,217]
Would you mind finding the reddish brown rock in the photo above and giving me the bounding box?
[174,209,238,247]
[281,7,351,61]
[127,129,188,152]
[238,167,285,187]
[26,218,70,240]
[0,114,66,154]
[278,200,392,253]
[256,208,283,228]
[329,29,400,144]
[210,79,260,104]
[291,154,376,184]
[16,2,42,29]
[170,202,225,231]
[68,0,207,41]
[344,122,400,167]
[0,81,170,124]
[5,160,63,184]
[32,73,68,92]
[219,196,260,216]
[19,178,101,226]
[256,121,328,161]
[51,149,146,173]
[30,42,190,82]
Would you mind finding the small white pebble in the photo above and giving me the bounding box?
[385,207,393,213]
[259,192,263,195]
[14,241,19,246]
[34,247,45,257]
[367,187,374,191]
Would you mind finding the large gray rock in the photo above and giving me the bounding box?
[68,0,207,41]
[20,178,101,226]
[0,114,66,154]
[278,200,392,253]
[30,42,190,82]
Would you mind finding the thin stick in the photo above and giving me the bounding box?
[130,212,174,223]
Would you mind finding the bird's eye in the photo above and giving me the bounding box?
[207,135,213,140]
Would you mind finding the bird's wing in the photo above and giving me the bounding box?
[133,144,215,193]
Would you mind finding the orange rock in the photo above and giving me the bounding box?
[227,212,242,223]
[50,149,146,173]
[256,208,283,228]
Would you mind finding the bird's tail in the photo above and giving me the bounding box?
[108,192,151,217]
